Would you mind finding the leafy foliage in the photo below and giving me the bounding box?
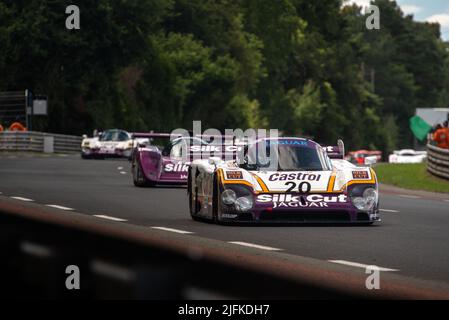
[0,0,448,155]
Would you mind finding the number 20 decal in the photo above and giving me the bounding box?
[285,181,311,193]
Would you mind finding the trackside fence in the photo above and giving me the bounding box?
[0,131,81,153]
[1,198,448,299]
[0,202,356,299]
[427,144,449,180]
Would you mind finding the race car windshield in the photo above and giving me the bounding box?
[100,130,129,142]
[162,137,208,158]
[243,141,332,171]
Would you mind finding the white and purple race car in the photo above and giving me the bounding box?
[81,129,146,159]
[130,133,241,187]
[188,137,380,224]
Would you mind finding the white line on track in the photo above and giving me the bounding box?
[398,194,421,199]
[21,242,52,258]
[151,227,194,234]
[11,196,34,202]
[228,241,282,251]
[91,260,134,282]
[118,166,124,170]
[328,260,399,272]
[380,209,399,213]
[93,215,127,222]
[120,171,127,175]
[45,205,74,211]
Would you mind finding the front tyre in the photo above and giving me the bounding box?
[132,158,153,187]
[187,168,199,221]
[212,173,220,223]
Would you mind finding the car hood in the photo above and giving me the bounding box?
[250,170,334,193]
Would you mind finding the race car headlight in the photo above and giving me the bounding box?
[363,187,377,208]
[221,189,237,205]
[351,187,377,211]
[235,196,253,212]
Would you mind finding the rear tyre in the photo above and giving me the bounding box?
[190,189,201,222]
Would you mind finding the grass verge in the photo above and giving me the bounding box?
[373,162,449,193]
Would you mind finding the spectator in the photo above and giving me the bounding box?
[9,121,27,131]
[0,124,3,132]
[433,121,449,149]
[431,123,442,133]
[429,124,442,144]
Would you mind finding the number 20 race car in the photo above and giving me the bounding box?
[188,137,380,224]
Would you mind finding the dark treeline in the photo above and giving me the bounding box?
[1,0,448,154]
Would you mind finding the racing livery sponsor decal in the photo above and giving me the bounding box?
[189,146,243,152]
[352,171,369,179]
[226,171,243,179]
[254,171,332,192]
[98,142,119,153]
[256,193,347,209]
[268,139,308,146]
[268,172,321,182]
[164,162,190,172]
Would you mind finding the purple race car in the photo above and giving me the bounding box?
[131,133,241,187]
[188,137,380,224]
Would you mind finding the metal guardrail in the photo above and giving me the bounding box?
[0,199,357,299]
[0,131,81,153]
[427,144,449,180]
[1,197,449,299]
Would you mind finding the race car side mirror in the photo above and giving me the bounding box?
[337,139,345,158]
[82,134,87,139]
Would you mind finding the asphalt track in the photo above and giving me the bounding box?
[1,153,449,292]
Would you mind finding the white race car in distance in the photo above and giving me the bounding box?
[388,149,427,164]
[81,129,147,159]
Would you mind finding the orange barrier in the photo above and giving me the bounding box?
[0,124,3,132]
[9,122,27,131]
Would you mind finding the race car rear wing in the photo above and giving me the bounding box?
[323,139,345,159]
[131,132,242,160]
[131,132,237,144]
[131,132,173,139]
